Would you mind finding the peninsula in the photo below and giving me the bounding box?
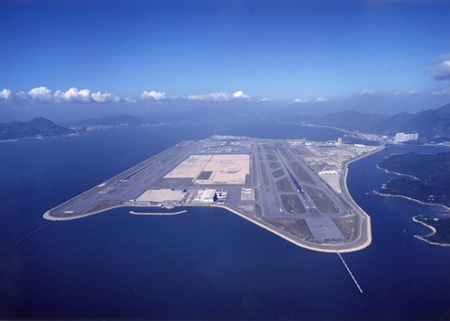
[377,151,450,208]
[44,136,379,253]
[412,215,450,247]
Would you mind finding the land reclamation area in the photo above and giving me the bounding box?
[44,135,378,252]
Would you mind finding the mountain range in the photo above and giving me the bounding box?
[74,114,152,129]
[1,102,449,141]
[0,117,75,140]
[314,103,450,140]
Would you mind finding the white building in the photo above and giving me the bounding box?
[395,132,419,143]
[319,167,338,175]
[200,189,216,203]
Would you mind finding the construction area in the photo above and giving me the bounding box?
[164,154,250,185]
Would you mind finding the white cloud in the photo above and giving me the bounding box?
[431,88,450,95]
[429,54,450,81]
[187,90,250,101]
[393,91,401,96]
[141,90,166,100]
[432,53,450,63]
[360,89,375,96]
[15,91,29,100]
[316,97,329,102]
[124,96,137,103]
[54,87,91,102]
[28,86,52,100]
[14,87,123,103]
[91,91,120,103]
[187,92,229,101]
[432,60,450,80]
[232,90,250,99]
[407,89,420,95]
[293,98,308,103]
[0,87,259,104]
[0,88,11,100]
[210,92,229,100]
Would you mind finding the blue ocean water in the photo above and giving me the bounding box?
[1,120,449,320]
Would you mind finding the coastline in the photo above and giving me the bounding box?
[43,204,125,221]
[46,197,372,253]
[374,147,450,211]
[44,202,190,221]
[129,210,187,216]
[292,122,362,136]
[375,163,420,181]
[374,191,450,211]
[0,138,19,143]
[335,146,385,251]
[212,204,370,253]
[0,132,79,143]
[412,216,450,247]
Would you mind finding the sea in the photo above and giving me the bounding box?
[1,120,449,320]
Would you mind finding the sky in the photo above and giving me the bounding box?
[1,0,450,118]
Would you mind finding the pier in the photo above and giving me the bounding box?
[17,221,55,243]
[337,252,363,294]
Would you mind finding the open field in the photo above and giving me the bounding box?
[136,189,186,203]
[304,186,339,214]
[165,154,250,185]
[281,194,306,214]
[276,177,295,192]
[288,161,316,185]
[272,168,285,178]
[268,161,281,169]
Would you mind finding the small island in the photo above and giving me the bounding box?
[376,152,450,208]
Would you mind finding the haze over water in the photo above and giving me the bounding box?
[1,121,449,320]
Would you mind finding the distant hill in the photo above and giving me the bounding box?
[75,114,150,129]
[167,104,315,124]
[314,103,450,140]
[313,111,388,132]
[0,117,75,140]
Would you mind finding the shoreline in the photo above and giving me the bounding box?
[375,163,420,181]
[373,191,450,211]
[46,200,373,253]
[374,147,450,211]
[0,132,79,143]
[336,146,384,251]
[294,122,363,136]
[129,210,187,216]
[412,216,450,247]
[212,205,370,253]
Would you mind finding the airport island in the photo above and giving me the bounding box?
[44,136,381,253]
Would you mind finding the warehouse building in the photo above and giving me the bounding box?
[200,189,217,203]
